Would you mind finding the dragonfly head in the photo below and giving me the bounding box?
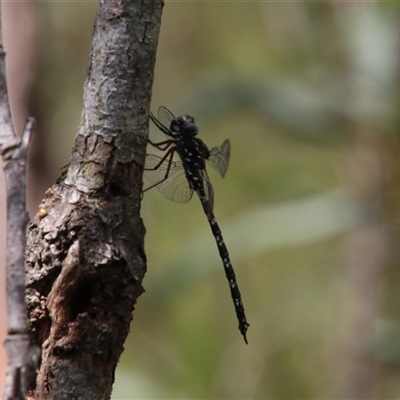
[170,115,198,137]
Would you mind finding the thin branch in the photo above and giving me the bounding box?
[0,2,37,398]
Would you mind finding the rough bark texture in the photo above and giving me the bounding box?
[25,1,163,399]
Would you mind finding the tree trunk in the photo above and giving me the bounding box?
[25,1,163,399]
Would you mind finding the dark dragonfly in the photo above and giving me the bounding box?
[143,106,250,343]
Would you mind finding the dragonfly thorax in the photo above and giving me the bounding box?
[170,115,198,137]
[175,137,210,171]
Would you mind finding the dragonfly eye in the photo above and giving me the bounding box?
[170,117,184,132]
[170,115,198,135]
[181,121,198,136]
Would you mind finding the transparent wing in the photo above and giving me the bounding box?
[149,106,176,139]
[157,106,175,130]
[144,154,194,203]
[208,139,231,178]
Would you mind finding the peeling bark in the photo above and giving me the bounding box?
[25,1,163,399]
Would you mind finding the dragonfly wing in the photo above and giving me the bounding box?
[157,106,175,129]
[149,112,170,136]
[208,139,231,178]
[144,154,194,203]
[149,106,176,139]
[149,106,175,137]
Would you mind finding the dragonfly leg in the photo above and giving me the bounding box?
[142,148,175,193]
[148,138,174,151]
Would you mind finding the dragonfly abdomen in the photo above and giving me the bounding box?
[198,196,250,343]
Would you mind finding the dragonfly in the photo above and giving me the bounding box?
[143,106,250,343]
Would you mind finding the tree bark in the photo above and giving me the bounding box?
[25,1,163,399]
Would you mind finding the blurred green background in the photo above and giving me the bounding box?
[7,1,400,399]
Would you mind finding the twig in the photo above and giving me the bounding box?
[0,3,37,399]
